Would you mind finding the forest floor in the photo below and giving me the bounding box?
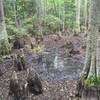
[0,32,87,100]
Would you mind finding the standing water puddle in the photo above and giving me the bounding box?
[28,47,84,81]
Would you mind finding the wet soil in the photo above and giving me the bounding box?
[0,33,86,100]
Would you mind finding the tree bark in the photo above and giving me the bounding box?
[79,0,100,99]
[36,0,43,35]
[0,0,10,55]
[81,0,99,84]
[75,0,81,32]
[0,0,4,22]
[62,1,65,32]
[84,0,88,29]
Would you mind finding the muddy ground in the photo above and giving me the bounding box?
[0,33,86,100]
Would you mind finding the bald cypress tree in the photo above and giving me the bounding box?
[0,0,10,55]
[79,0,100,99]
[75,0,81,32]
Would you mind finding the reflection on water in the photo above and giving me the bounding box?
[42,62,46,71]
[54,55,64,71]
[54,55,58,69]
[30,47,84,80]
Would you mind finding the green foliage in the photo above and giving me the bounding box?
[64,0,76,28]
[6,18,32,36]
[0,39,11,56]
[85,76,97,87]
[6,15,43,36]
[33,44,45,54]
[44,15,62,34]
[4,0,77,35]
[22,16,39,35]
[81,75,100,87]
[7,25,27,36]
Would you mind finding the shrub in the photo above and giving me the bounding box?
[0,39,11,56]
[44,15,62,34]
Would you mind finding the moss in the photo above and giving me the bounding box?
[33,44,45,54]
[0,39,11,56]
[80,74,87,85]
[80,73,100,88]
[83,75,100,87]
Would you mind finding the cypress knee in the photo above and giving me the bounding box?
[13,51,26,71]
[9,71,21,100]
[27,68,43,95]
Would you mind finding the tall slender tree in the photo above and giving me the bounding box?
[62,0,65,32]
[0,0,6,37]
[13,0,18,28]
[78,0,100,99]
[79,0,100,98]
[84,0,88,29]
[81,0,99,83]
[0,0,10,55]
[75,0,81,32]
[36,0,43,35]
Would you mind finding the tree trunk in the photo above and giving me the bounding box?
[75,0,81,32]
[13,0,21,28]
[79,0,100,99]
[0,0,4,22]
[36,0,43,35]
[52,0,57,16]
[62,1,65,32]
[0,0,10,55]
[84,0,88,29]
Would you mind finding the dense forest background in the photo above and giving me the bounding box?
[3,0,88,37]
